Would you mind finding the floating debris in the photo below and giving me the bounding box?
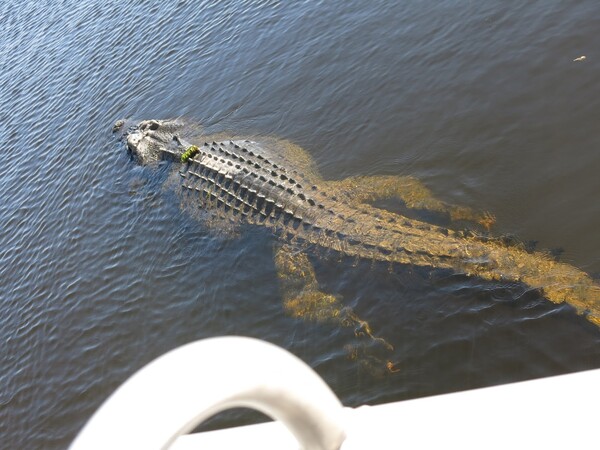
[573,55,586,62]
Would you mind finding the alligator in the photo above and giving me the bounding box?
[119,119,600,364]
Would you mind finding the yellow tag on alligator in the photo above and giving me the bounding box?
[181,145,199,163]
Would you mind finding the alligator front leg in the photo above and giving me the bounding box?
[273,244,393,352]
[328,175,495,230]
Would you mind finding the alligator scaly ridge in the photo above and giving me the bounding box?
[120,119,600,365]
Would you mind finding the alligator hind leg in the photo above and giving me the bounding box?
[273,244,393,351]
[274,243,342,323]
[327,175,495,229]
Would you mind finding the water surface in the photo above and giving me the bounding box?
[1,1,599,447]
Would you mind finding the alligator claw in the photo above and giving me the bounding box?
[478,211,496,231]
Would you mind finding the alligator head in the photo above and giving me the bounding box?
[124,119,186,164]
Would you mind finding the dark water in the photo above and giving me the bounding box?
[2,1,599,447]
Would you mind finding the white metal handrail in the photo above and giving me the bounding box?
[71,336,600,449]
[70,336,346,450]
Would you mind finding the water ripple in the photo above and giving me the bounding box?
[1,1,599,448]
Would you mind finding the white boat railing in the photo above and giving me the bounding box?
[71,336,600,450]
[70,336,345,450]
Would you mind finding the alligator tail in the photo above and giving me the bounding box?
[460,239,600,326]
[520,260,600,326]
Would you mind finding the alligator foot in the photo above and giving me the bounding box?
[345,343,401,376]
[274,243,349,322]
[452,209,496,231]
[274,244,393,352]
[327,175,494,229]
[339,307,393,351]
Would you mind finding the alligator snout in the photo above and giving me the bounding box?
[121,119,186,164]
[126,132,141,153]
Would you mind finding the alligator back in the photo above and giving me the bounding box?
[177,138,600,326]
[175,139,467,266]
